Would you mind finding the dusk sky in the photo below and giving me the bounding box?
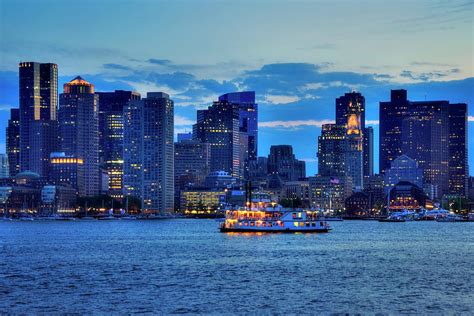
[0,0,473,175]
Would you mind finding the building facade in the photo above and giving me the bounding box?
[49,152,83,192]
[384,154,423,194]
[6,108,20,177]
[0,154,9,178]
[267,145,306,181]
[96,90,141,198]
[19,62,59,176]
[380,89,468,197]
[193,91,257,179]
[309,175,353,212]
[59,76,99,197]
[123,92,174,213]
[174,139,211,209]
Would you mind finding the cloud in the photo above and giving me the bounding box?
[148,59,172,65]
[400,69,461,81]
[263,95,301,105]
[259,119,334,128]
[0,104,13,112]
[103,63,130,71]
[175,115,195,126]
[468,116,474,122]
[366,120,379,125]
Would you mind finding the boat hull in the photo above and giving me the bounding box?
[220,227,331,233]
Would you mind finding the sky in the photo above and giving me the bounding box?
[0,0,473,176]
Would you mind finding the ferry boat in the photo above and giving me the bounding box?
[219,208,331,233]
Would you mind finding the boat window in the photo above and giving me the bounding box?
[306,222,310,227]
[268,222,272,227]
[300,222,304,227]
[294,222,299,227]
[292,213,296,219]
[262,222,267,227]
[239,222,243,227]
[298,212,302,218]
[280,222,284,227]
[250,221,255,227]
[256,221,261,227]
[312,222,316,227]
[320,222,324,226]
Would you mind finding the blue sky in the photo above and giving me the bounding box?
[0,0,473,175]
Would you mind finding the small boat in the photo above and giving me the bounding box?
[219,207,331,233]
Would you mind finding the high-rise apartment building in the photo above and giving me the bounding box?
[19,62,59,176]
[123,92,174,213]
[59,76,99,197]
[96,90,141,198]
[6,108,20,177]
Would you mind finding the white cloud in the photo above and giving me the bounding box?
[263,94,301,104]
[366,120,380,125]
[0,104,13,111]
[123,80,181,97]
[175,115,195,126]
[259,119,334,128]
[468,116,474,122]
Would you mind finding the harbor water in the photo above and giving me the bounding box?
[1,219,473,314]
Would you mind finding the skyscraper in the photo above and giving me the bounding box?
[267,145,306,181]
[317,124,346,177]
[363,126,374,177]
[193,91,257,179]
[379,89,409,175]
[123,92,174,213]
[383,154,423,194]
[379,89,468,197]
[96,90,141,198]
[59,76,99,197]
[448,103,468,196]
[335,92,364,188]
[19,62,59,176]
[6,108,20,177]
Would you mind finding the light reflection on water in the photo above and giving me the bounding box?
[0,219,473,314]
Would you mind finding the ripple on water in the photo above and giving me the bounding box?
[0,220,473,314]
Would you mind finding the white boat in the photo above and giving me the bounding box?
[436,213,465,222]
[219,207,331,233]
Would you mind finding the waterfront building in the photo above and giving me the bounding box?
[40,185,77,214]
[308,175,353,212]
[174,139,211,209]
[123,92,174,213]
[6,108,20,177]
[193,91,257,179]
[281,180,310,208]
[388,181,429,211]
[267,145,306,181]
[180,189,226,213]
[19,62,59,177]
[0,154,9,178]
[380,89,467,197]
[204,171,238,189]
[48,152,83,192]
[96,90,141,198]
[59,76,99,197]
[384,155,423,194]
[345,192,370,217]
[362,174,386,212]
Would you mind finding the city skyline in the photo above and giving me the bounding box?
[0,0,473,176]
